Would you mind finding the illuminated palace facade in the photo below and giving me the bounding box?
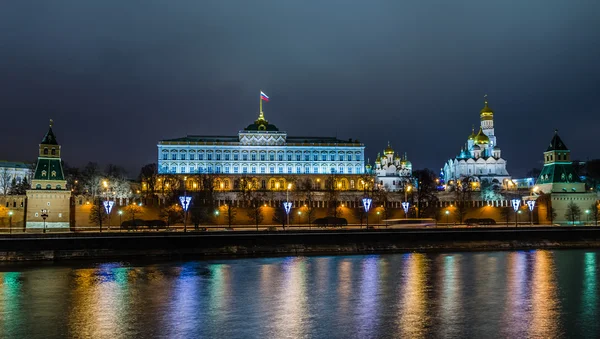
[156,109,368,192]
[443,97,511,189]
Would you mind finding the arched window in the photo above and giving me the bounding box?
[36,184,41,189]
[56,184,61,189]
[51,148,56,155]
[46,184,52,189]
[43,148,48,155]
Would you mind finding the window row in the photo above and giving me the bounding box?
[160,165,364,175]
[162,153,362,161]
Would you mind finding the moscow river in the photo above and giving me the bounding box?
[0,250,598,338]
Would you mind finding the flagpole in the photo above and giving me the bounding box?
[259,90,263,117]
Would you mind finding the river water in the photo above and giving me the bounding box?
[0,250,597,338]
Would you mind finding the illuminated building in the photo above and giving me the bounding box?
[156,106,368,192]
[26,120,71,231]
[532,130,596,225]
[0,161,32,194]
[371,142,412,191]
[443,96,510,189]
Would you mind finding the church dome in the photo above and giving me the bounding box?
[480,97,494,121]
[468,127,477,141]
[474,127,490,144]
[384,142,394,155]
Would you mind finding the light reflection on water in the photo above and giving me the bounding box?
[0,250,598,338]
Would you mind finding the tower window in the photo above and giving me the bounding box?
[43,148,48,155]
[51,149,56,155]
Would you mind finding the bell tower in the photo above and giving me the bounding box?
[480,95,496,148]
[26,120,71,232]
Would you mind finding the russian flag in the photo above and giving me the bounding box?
[260,91,270,102]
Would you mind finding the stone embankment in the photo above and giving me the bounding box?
[1,227,600,261]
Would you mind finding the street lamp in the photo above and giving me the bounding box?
[402,202,410,219]
[526,200,536,226]
[179,195,192,232]
[286,183,292,227]
[586,209,590,225]
[283,201,292,229]
[403,184,411,219]
[8,211,13,234]
[103,200,114,231]
[362,197,372,228]
[118,210,123,227]
[511,199,521,227]
[445,210,450,225]
[40,209,49,233]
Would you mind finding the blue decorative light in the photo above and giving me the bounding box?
[511,199,521,212]
[526,200,535,212]
[402,201,410,214]
[283,201,292,214]
[362,198,372,212]
[103,200,114,214]
[179,196,192,212]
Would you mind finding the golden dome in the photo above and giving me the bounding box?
[474,127,490,144]
[480,96,494,121]
[384,142,394,155]
[468,126,477,140]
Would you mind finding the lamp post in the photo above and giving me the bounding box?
[41,209,48,233]
[103,200,114,231]
[287,183,293,227]
[445,210,450,226]
[179,177,192,232]
[511,199,521,227]
[586,209,590,225]
[362,197,372,228]
[118,210,123,228]
[526,200,536,226]
[283,201,292,229]
[403,184,412,219]
[179,195,192,233]
[8,211,13,234]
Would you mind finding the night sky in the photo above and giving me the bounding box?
[1,1,599,177]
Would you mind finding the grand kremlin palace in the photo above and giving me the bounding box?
[156,109,369,193]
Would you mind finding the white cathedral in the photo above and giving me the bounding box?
[443,97,511,189]
[369,143,412,192]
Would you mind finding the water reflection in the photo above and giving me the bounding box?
[503,251,528,338]
[356,255,379,338]
[529,250,560,338]
[0,272,23,337]
[397,253,429,339]
[0,251,598,338]
[439,254,462,337]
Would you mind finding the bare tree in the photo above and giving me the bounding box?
[81,162,103,199]
[247,191,265,230]
[159,204,183,227]
[139,163,158,197]
[89,202,108,227]
[591,202,599,226]
[0,168,11,196]
[224,200,237,228]
[325,172,342,218]
[297,177,316,225]
[565,202,581,225]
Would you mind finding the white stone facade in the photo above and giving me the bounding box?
[372,144,412,191]
[158,112,365,176]
[443,98,510,188]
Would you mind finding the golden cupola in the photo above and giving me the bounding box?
[474,127,490,144]
[384,142,394,155]
[468,126,477,140]
[480,97,494,121]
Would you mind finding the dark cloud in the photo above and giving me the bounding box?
[1,0,599,176]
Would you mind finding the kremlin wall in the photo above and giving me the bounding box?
[1,96,599,232]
